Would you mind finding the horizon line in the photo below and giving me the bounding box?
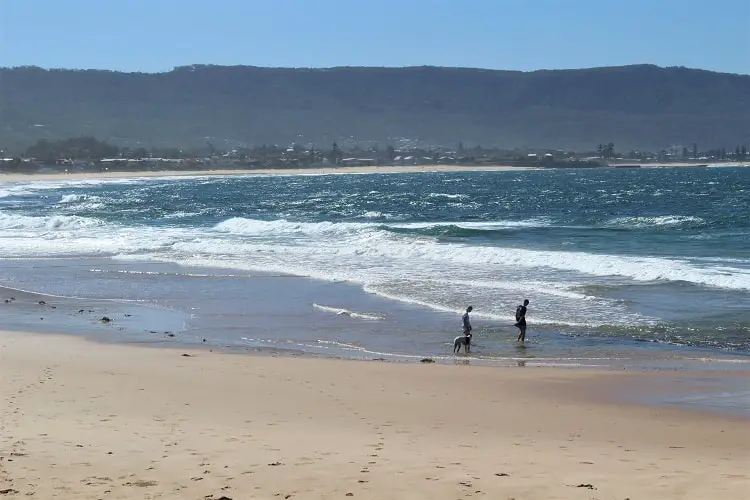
[2,63,748,77]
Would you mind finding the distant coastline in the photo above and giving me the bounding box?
[1,162,747,182]
[0,164,529,182]
[3,64,748,152]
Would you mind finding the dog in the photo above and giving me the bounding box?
[453,334,471,354]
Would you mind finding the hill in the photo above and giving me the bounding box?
[1,64,748,152]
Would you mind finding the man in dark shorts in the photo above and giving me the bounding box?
[515,299,529,342]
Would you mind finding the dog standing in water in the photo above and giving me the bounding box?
[453,305,473,354]
[453,334,471,353]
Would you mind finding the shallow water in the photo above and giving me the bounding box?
[0,167,748,369]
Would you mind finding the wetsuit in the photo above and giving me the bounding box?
[462,310,472,346]
[515,304,527,341]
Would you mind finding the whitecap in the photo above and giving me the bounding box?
[427,192,466,200]
[606,215,705,228]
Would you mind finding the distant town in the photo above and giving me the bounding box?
[1,136,748,174]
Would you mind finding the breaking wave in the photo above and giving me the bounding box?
[606,215,706,228]
[312,303,383,321]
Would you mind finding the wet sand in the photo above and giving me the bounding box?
[0,283,187,344]
[1,330,747,499]
[6,258,748,371]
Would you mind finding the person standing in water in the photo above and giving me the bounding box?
[462,305,473,344]
[515,299,529,342]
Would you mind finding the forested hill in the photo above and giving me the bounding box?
[1,64,748,151]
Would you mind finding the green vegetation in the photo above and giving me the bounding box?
[25,136,119,163]
[1,64,748,152]
[3,135,747,174]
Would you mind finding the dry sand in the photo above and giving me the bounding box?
[1,331,747,499]
[0,165,527,182]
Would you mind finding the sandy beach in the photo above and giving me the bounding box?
[1,331,747,499]
[0,165,529,182]
[1,162,746,183]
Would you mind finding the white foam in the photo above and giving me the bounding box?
[112,217,750,293]
[313,340,434,360]
[213,217,362,237]
[388,218,551,230]
[2,213,749,328]
[0,213,180,256]
[160,211,201,220]
[312,303,383,321]
[427,192,466,200]
[0,177,149,196]
[607,215,705,228]
[59,194,89,204]
[0,213,102,231]
[57,193,105,210]
[359,211,395,219]
[88,268,244,278]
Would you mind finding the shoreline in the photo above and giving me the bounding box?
[2,276,749,420]
[1,328,748,499]
[2,270,748,376]
[1,161,746,182]
[4,327,750,415]
[0,164,529,182]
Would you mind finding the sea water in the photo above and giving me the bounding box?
[0,167,748,372]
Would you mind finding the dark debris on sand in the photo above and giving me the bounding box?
[576,483,596,490]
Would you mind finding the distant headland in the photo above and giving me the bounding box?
[1,64,748,154]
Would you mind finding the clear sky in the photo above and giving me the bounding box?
[2,0,748,74]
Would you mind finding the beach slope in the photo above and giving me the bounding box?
[1,331,747,499]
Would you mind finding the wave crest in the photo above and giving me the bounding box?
[313,303,383,320]
[607,215,705,228]
[0,213,102,231]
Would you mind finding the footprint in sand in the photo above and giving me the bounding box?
[123,480,158,487]
[82,476,113,486]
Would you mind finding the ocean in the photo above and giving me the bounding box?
[1,166,749,372]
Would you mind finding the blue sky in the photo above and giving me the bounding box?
[2,0,748,74]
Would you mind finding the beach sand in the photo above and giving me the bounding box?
[0,165,529,182]
[1,162,746,183]
[1,331,747,499]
